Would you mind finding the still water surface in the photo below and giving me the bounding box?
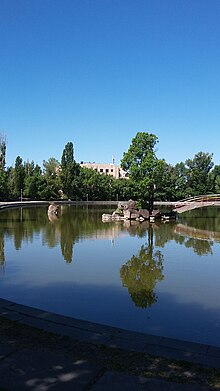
[1,205,220,346]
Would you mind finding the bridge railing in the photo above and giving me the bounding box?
[175,194,220,204]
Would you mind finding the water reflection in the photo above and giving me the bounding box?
[0,235,5,272]
[1,206,220,269]
[120,225,164,308]
[2,205,220,345]
[174,224,215,255]
[47,212,58,223]
[0,206,127,265]
[1,205,218,311]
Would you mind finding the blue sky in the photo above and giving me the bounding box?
[1,0,220,168]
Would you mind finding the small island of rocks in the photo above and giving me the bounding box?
[102,200,176,222]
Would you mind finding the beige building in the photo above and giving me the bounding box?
[80,162,128,179]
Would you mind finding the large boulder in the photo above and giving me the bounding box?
[139,209,150,219]
[129,209,140,219]
[117,201,127,209]
[127,199,137,210]
[150,209,161,218]
[123,199,137,210]
[113,207,123,216]
[123,209,131,219]
[102,214,112,221]
[124,209,144,220]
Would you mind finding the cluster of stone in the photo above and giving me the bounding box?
[102,200,161,222]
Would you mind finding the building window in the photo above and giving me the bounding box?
[100,168,103,173]
[106,169,109,173]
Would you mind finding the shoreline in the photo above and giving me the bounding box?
[0,199,176,211]
[1,297,220,367]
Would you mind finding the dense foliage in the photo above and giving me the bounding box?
[0,135,219,203]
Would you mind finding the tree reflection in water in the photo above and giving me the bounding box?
[0,235,5,272]
[120,225,164,308]
[1,206,220,273]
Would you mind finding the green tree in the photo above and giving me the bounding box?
[185,152,214,196]
[121,132,161,211]
[208,165,220,194]
[42,157,61,199]
[0,136,6,171]
[12,156,25,199]
[0,169,7,200]
[153,160,174,201]
[24,175,41,199]
[24,160,35,177]
[61,142,74,167]
[60,142,80,199]
[37,176,59,200]
[22,161,39,199]
[78,167,116,201]
[0,136,7,200]
[168,162,188,200]
[43,157,60,177]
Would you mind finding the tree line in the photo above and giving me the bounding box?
[0,133,219,203]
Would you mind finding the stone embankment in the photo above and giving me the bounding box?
[0,200,119,211]
[0,200,49,210]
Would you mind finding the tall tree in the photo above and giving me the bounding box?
[0,135,6,171]
[61,142,74,167]
[0,135,7,199]
[121,132,160,211]
[60,142,80,198]
[12,156,25,199]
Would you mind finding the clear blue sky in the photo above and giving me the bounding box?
[1,0,220,168]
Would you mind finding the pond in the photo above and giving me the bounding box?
[1,204,220,347]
